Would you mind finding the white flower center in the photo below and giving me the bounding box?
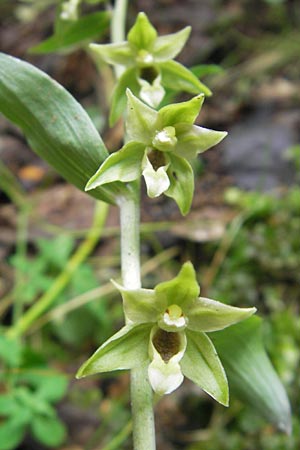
[152,126,177,151]
[136,49,154,66]
[159,304,187,331]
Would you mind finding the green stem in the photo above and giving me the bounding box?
[111,2,155,447]
[7,201,108,339]
[119,189,156,450]
[111,0,128,77]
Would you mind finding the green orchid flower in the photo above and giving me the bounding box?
[77,262,256,404]
[89,12,211,124]
[85,90,227,215]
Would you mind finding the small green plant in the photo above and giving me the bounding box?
[0,0,292,448]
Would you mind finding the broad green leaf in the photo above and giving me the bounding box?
[0,53,117,204]
[0,420,26,450]
[211,316,292,433]
[165,154,194,215]
[181,330,229,406]
[31,415,67,447]
[160,60,212,96]
[77,323,151,377]
[153,27,191,61]
[158,94,204,128]
[30,11,110,54]
[127,12,157,51]
[85,142,145,191]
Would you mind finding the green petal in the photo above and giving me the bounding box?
[155,261,199,309]
[142,155,170,198]
[85,142,145,191]
[153,26,191,61]
[126,90,158,144]
[160,60,212,96]
[174,124,228,160]
[89,41,134,66]
[165,154,194,215]
[112,281,164,324]
[109,67,140,126]
[186,297,256,332]
[127,12,157,51]
[181,330,229,406]
[76,323,152,377]
[158,94,204,128]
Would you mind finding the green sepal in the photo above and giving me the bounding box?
[30,11,110,54]
[109,67,140,126]
[126,90,158,143]
[175,124,228,160]
[89,41,133,66]
[181,330,229,406]
[0,53,117,204]
[155,261,200,308]
[153,26,191,61]
[85,142,145,191]
[160,60,212,96]
[76,323,152,377]
[113,281,162,323]
[165,154,194,215]
[186,298,256,332]
[127,12,157,51]
[211,317,292,432]
[158,94,204,128]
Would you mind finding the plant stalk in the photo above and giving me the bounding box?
[119,189,156,450]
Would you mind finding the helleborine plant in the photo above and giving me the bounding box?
[77,262,256,404]
[90,12,211,124]
[85,90,227,215]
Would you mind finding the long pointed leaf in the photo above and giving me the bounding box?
[211,316,291,433]
[0,53,116,203]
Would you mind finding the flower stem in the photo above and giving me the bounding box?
[111,0,128,78]
[119,188,156,450]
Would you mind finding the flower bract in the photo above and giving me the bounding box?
[77,262,256,404]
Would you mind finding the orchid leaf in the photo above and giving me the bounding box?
[30,11,110,54]
[0,53,119,204]
[211,316,292,433]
